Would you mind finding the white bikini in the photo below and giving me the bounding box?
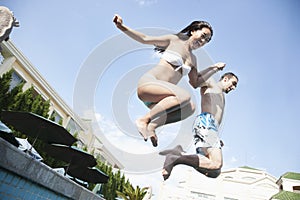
[140,51,192,107]
[161,51,192,76]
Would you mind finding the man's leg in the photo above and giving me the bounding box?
[162,154,199,180]
[194,147,222,178]
[162,147,222,180]
[195,167,221,178]
[197,147,223,170]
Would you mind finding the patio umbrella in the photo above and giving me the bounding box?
[53,167,89,187]
[65,165,109,184]
[42,143,97,168]
[0,110,77,146]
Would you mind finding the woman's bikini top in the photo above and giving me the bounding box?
[161,51,192,76]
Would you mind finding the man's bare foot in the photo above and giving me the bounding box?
[162,169,169,180]
[135,119,149,141]
[162,154,179,180]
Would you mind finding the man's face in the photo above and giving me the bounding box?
[223,76,238,94]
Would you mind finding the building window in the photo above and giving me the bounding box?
[224,197,239,200]
[49,110,63,125]
[0,52,4,64]
[190,191,215,199]
[9,70,24,91]
[293,186,300,193]
[66,118,83,135]
[242,176,256,181]
[31,88,41,98]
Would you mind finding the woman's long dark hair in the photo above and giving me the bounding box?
[178,21,213,40]
[155,20,213,53]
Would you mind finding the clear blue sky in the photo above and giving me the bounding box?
[2,0,300,196]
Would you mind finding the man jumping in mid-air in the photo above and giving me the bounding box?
[160,62,238,180]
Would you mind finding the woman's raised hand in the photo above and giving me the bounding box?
[113,14,123,27]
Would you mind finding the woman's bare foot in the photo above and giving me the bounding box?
[147,124,158,147]
[135,119,149,141]
[150,134,158,147]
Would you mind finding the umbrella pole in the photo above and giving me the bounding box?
[26,138,34,156]
[64,158,74,176]
[64,164,70,176]
[31,126,42,147]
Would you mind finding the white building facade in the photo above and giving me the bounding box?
[271,172,300,199]
[0,40,123,169]
[158,166,279,200]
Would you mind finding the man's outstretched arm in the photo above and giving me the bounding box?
[190,62,225,88]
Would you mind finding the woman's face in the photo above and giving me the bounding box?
[190,27,212,50]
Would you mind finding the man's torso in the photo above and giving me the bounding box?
[200,85,225,124]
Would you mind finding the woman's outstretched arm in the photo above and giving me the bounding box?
[113,14,173,47]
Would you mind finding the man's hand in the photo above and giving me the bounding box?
[213,62,226,72]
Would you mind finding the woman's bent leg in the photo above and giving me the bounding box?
[136,75,193,146]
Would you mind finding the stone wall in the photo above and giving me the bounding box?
[0,138,104,200]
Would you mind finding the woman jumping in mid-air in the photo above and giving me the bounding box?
[113,14,213,147]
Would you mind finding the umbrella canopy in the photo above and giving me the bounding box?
[42,143,97,168]
[65,165,109,184]
[53,167,89,187]
[0,111,77,146]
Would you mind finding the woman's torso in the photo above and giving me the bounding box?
[146,37,196,84]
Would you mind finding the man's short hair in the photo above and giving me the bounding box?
[220,72,238,82]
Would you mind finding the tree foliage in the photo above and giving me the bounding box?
[0,70,62,167]
[116,184,148,200]
[95,160,147,200]
[0,69,148,198]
